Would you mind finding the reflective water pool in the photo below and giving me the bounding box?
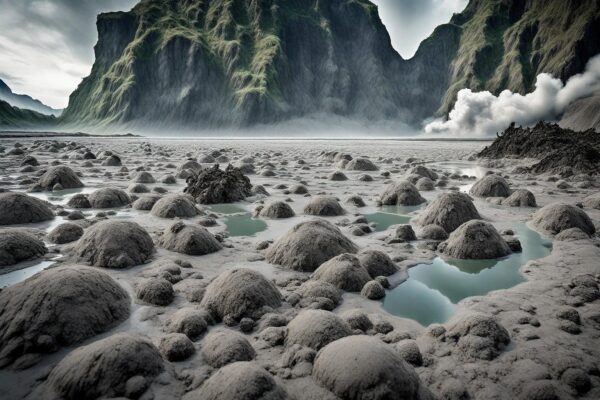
[383,224,552,325]
[0,261,55,288]
[365,204,422,232]
[208,204,268,237]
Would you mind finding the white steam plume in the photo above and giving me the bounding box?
[424,54,600,137]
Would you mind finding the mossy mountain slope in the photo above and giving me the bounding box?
[0,100,56,128]
[61,0,600,129]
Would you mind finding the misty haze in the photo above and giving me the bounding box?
[1,1,599,400]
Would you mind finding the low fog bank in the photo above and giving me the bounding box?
[425,55,600,137]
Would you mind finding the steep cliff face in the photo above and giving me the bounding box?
[62,0,416,128]
[61,0,600,130]
[415,0,600,115]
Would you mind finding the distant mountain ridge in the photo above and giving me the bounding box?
[0,99,56,128]
[25,0,600,130]
[0,79,62,117]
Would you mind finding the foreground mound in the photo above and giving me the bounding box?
[184,164,252,204]
[190,361,287,400]
[478,122,600,175]
[266,219,357,272]
[439,220,511,259]
[88,188,131,208]
[0,228,47,266]
[150,194,199,218]
[313,335,424,400]
[380,181,425,206]
[46,333,162,400]
[160,221,222,255]
[201,329,256,368]
[73,220,154,268]
[469,175,510,198]
[286,310,351,350]
[0,192,54,225]
[445,313,510,361]
[0,266,129,367]
[304,196,346,216]
[531,203,595,235]
[415,192,480,233]
[201,269,281,321]
[36,165,84,191]
[312,253,371,292]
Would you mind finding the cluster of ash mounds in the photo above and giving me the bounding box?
[478,122,600,175]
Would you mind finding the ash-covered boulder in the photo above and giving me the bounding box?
[0,192,54,225]
[150,194,199,218]
[297,280,343,306]
[66,193,91,209]
[531,203,596,235]
[184,164,252,204]
[159,333,195,361]
[361,280,386,299]
[418,224,449,240]
[345,158,378,171]
[48,223,84,244]
[357,250,398,277]
[313,335,424,400]
[380,181,425,206]
[189,361,287,400]
[415,192,480,233]
[408,165,438,180]
[304,196,346,216]
[45,333,162,400]
[200,269,281,322]
[266,219,357,272]
[259,201,295,218]
[439,220,511,259]
[445,313,510,361]
[132,194,162,210]
[36,166,83,191]
[286,310,352,350]
[470,175,510,198]
[136,278,174,306]
[582,192,600,209]
[415,177,434,191]
[160,221,222,255]
[73,220,154,268]
[102,154,122,166]
[201,329,255,368]
[0,228,47,266]
[502,189,537,207]
[0,266,129,367]
[133,171,155,184]
[88,187,131,208]
[312,253,371,292]
[167,307,209,339]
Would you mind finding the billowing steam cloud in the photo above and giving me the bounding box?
[424,55,600,137]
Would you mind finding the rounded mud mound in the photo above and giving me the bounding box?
[415,192,480,233]
[0,192,54,225]
[312,253,371,292]
[160,221,222,255]
[380,181,425,206]
[286,309,352,350]
[48,223,84,244]
[46,333,163,400]
[439,220,511,259]
[150,194,199,218]
[37,166,83,191]
[88,188,131,208]
[531,203,595,235]
[345,158,379,171]
[313,335,424,400]
[303,196,346,216]
[502,189,536,207]
[0,228,47,266]
[445,313,510,361]
[184,164,252,204]
[266,219,357,272]
[469,175,510,198]
[189,361,287,400]
[200,268,281,322]
[357,250,398,277]
[201,329,256,368]
[73,220,154,268]
[0,266,130,367]
[259,201,295,218]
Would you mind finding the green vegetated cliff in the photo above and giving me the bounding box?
[59,0,600,129]
[0,100,56,128]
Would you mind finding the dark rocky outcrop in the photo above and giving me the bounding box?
[184,164,252,204]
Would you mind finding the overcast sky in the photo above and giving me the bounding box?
[0,0,467,110]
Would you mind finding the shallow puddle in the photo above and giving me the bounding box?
[208,204,268,237]
[430,161,489,179]
[365,204,422,232]
[0,261,55,288]
[383,224,552,325]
